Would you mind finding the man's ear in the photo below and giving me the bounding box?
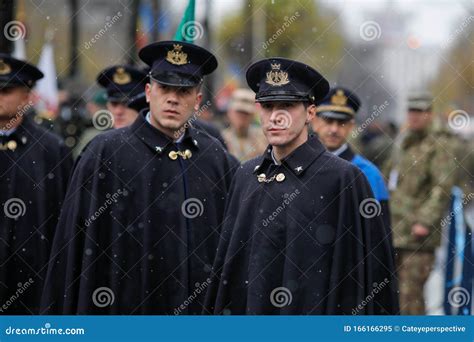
[194,91,202,111]
[306,104,316,124]
[145,83,151,103]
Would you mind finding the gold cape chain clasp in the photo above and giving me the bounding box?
[257,172,285,183]
[0,140,17,151]
[168,149,192,160]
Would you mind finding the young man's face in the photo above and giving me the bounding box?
[407,109,432,132]
[145,81,201,136]
[312,116,354,151]
[0,87,30,120]
[258,101,314,148]
[106,101,138,129]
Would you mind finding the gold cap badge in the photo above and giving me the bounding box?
[331,90,347,106]
[265,63,289,87]
[0,59,12,75]
[166,44,188,66]
[113,67,131,85]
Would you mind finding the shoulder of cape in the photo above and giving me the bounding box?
[238,155,263,175]
[192,127,228,152]
[26,120,67,149]
[80,126,131,157]
[319,150,359,174]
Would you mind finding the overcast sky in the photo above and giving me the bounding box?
[203,0,472,48]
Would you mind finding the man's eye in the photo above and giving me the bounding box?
[179,88,191,95]
[0,88,13,95]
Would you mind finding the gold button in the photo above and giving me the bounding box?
[7,140,17,151]
[184,149,192,159]
[257,173,266,183]
[168,151,178,160]
[276,173,285,182]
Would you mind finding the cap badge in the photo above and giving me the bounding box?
[166,44,188,66]
[113,67,131,85]
[0,60,12,75]
[265,63,289,87]
[331,90,347,106]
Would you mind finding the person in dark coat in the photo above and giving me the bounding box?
[0,54,73,314]
[40,41,238,314]
[204,58,399,315]
[311,86,392,243]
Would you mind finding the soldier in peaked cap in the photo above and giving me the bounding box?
[73,66,148,158]
[311,86,392,243]
[0,54,73,313]
[96,65,148,129]
[41,41,238,315]
[204,58,398,315]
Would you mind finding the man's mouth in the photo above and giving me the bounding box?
[164,109,180,116]
[267,126,286,132]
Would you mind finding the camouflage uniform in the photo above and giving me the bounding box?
[384,123,458,314]
[222,125,267,162]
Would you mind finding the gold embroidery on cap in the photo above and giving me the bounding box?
[265,63,289,87]
[113,67,131,85]
[331,89,347,106]
[166,44,188,66]
[0,60,12,75]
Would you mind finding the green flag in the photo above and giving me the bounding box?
[173,0,197,42]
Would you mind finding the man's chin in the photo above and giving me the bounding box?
[159,118,186,131]
[266,136,291,147]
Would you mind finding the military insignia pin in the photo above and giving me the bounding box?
[265,63,290,87]
[113,67,131,85]
[331,89,347,106]
[166,44,188,66]
[0,59,12,75]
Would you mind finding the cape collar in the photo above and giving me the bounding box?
[252,134,326,176]
[131,109,201,154]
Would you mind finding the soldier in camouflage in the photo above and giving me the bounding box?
[383,92,458,315]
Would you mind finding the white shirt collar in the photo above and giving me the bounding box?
[0,127,17,137]
[330,143,348,157]
[271,149,281,165]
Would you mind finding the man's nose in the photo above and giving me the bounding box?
[166,92,179,105]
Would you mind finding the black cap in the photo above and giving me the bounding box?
[138,40,218,88]
[0,53,44,89]
[246,57,329,104]
[97,65,147,103]
[127,92,148,112]
[316,86,361,121]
